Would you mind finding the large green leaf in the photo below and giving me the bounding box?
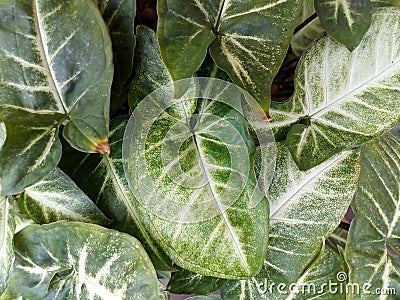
[345,129,400,299]
[251,142,359,295]
[62,116,173,271]
[125,84,269,278]
[6,221,161,299]
[314,0,372,51]
[168,268,227,295]
[0,0,113,194]
[291,17,325,57]
[157,0,301,114]
[96,0,136,95]
[18,168,109,225]
[271,8,400,170]
[220,243,345,299]
[0,197,15,295]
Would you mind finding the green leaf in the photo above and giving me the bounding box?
[186,296,221,300]
[62,116,174,271]
[315,0,372,51]
[221,243,346,299]
[157,0,301,114]
[0,0,113,194]
[271,8,400,170]
[125,91,269,278]
[254,143,359,290]
[129,25,198,116]
[7,221,160,300]
[168,268,227,295]
[0,197,15,295]
[96,0,136,95]
[0,123,5,149]
[18,168,109,225]
[345,129,400,299]
[291,17,325,57]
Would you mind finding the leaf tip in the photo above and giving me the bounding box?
[95,141,110,155]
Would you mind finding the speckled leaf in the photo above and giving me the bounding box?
[18,168,109,225]
[125,94,269,278]
[271,8,400,170]
[6,222,160,300]
[129,26,197,115]
[62,117,173,271]
[157,0,301,114]
[253,143,359,293]
[168,268,227,295]
[0,197,15,295]
[345,129,400,299]
[0,0,113,193]
[220,243,345,299]
[96,0,136,95]
[315,0,372,51]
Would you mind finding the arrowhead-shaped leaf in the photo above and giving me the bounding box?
[0,197,15,295]
[253,143,359,290]
[96,0,136,95]
[18,168,109,225]
[315,0,372,51]
[345,129,400,298]
[157,0,301,114]
[271,8,400,170]
[6,222,161,300]
[125,87,269,278]
[61,117,174,271]
[0,0,113,194]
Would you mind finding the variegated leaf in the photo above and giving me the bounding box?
[0,197,15,295]
[18,168,109,225]
[6,221,161,300]
[271,8,400,170]
[61,116,173,271]
[345,129,400,299]
[125,90,269,278]
[0,0,113,194]
[315,0,372,51]
[220,243,346,299]
[96,0,136,95]
[157,0,301,114]
[252,143,359,294]
[168,268,227,295]
[186,296,221,300]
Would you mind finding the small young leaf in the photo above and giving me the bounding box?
[6,222,161,300]
[345,129,400,296]
[0,197,15,295]
[18,168,110,225]
[315,0,372,51]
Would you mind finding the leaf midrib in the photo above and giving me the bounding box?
[192,131,250,275]
[33,0,67,113]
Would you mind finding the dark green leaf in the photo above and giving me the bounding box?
[96,0,136,95]
[315,0,372,51]
[157,0,301,114]
[0,0,113,194]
